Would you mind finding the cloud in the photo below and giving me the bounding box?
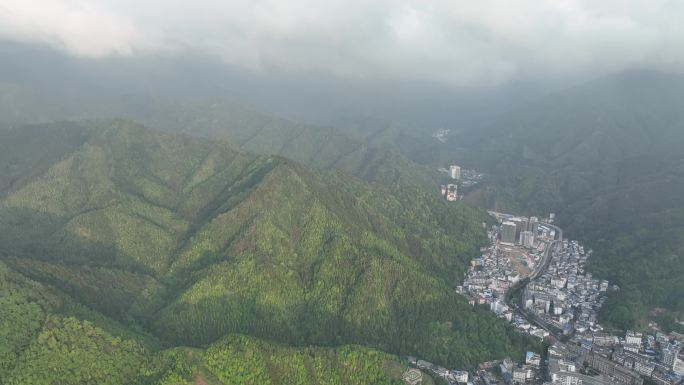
[1,0,683,85]
[0,0,161,57]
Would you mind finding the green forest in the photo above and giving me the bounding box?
[1,259,413,385]
[0,120,538,384]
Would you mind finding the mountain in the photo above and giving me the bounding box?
[458,70,684,331]
[118,96,442,189]
[0,81,440,190]
[0,259,153,385]
[0,260,419,385]
[0,119,538,384]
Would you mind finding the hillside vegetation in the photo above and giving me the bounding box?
[0,260,413,385]
[0,84,440,189]
[0,120,538,377]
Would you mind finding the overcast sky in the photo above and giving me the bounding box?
[1,0,683,86]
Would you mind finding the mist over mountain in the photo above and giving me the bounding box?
[2,2,684,383]
[0,42,546,142]
[456,69,684,330]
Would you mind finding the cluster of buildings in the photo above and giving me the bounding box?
[450,210,683,385]
[523,240,610,337]
[472,352,544,385]
[439,165,486,199]
[490,212,558,247]
[458,169,486,188]
[457,220,553,340]
[432,128,450,143]
[547,331,684,385]
[439,165,462,201]
[589,331,682,382]
[403,356,470,385]
[458,242,522,306]
[441,183,460,201]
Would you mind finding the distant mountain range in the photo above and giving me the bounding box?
[0,85,440,190]
[2,55,683,382]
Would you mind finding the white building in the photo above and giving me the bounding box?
[552,373,582,385]
[450,165,462,179]
[513,368,528,383]
[446,184,458,201]
[526,352,542,366]
[452,371,469,383]
[625,331,643,346]
[674,358,684,376]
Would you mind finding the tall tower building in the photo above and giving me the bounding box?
[529,216,539,234]
[449,165,461,180]
[521,217,530,232]
[520,231,536,248]
[501,221,517,244]
[514,218,527,240]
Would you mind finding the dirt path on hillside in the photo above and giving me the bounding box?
[194,373,209,385]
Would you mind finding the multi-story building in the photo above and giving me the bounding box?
[575,347,644,385]
[549,357,582,385]
[450,165,461,179]
[520,231,536,248]
[501,221,517,244]
[593,333,618,347]
[446,184,458,201]
[512,368,528,383]
[633,360,655,376]
[529,217,540,234]
[519,217,530,234]
[662,343,681,369]
[526,352,542,366]
[674,358,684,376]
[625,331,643,346]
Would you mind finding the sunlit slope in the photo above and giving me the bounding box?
[0,120,537,367]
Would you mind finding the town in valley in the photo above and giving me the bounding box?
[401,187,683,385]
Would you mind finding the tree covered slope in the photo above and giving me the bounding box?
[0,260,152,385]
[126,97,442,188]
[0,82,440,189]
[0,119,537,374]
[0,260,414,385]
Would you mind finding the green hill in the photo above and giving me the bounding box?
[0,83,440,189]
[0,119,538,378]
[125,96,442,189]
[0,260,415,385]
[459,70,684,330]
[140,335,414,385]
[0,260,153,385]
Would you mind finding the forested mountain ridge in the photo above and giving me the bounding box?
[0,260,415,385]
[0,119,538,383]
[458,70,684,331]
[0,82,440,189]
[125,96,442,189]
